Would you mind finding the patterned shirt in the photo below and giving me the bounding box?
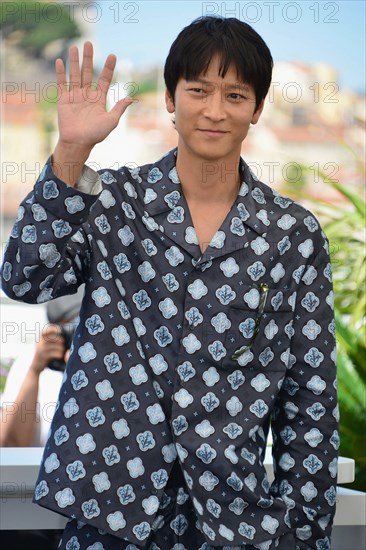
[1,148,339,549]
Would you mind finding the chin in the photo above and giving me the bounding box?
[194,145,238,163]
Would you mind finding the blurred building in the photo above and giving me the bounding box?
[1,0,96,237]
[2,45,365,229]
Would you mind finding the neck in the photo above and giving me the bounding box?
[175,146,241,205]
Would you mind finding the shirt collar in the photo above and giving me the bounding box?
[142,148,275,261]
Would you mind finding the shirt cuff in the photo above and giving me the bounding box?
[75,165,102,195]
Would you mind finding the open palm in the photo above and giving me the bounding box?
[56,41,133,149]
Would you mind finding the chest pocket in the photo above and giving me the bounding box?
[223,284,296,371]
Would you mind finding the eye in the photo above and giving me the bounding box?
[190,87,206,94]
[228,93,247,101]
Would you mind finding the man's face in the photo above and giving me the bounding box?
[165,56,264,164]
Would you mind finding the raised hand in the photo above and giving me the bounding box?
[31,325,66,375]
[53,41,134,185]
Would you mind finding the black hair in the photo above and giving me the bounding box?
[164,16,273,111]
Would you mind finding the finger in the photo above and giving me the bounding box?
[69,45,80,87]
[97,53,117,98]
[55,342,67,356]
[81,41,94,88]
[43,323,60,334]
[34,339,64,368]
[55,58,67,89]
[47,345,65,359]
[44,337,66,355]
[43,322,61,336]
[42,324,62,343]
[110,96,135,124]
[55,58,67,102]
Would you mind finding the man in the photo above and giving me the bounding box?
[0,324,65,447]
[0,289,83,447]
[1,16,339,550]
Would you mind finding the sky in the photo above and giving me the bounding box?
[84,0,366,94]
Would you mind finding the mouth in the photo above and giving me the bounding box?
[197,129,228,136]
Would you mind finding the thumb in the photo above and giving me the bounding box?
[110,96,135,121]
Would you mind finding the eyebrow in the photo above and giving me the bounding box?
[186,77,251,91]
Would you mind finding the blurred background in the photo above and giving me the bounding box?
[0,0,365,488]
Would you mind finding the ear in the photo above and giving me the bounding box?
[165,89,175,113]
[251,99,265,125]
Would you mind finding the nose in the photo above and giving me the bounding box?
[202,88,226,121]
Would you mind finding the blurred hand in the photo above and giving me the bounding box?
[31,325,66,375]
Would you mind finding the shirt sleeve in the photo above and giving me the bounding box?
[75,164,102,195]
[1,158,100,304]
[270,232,339,550]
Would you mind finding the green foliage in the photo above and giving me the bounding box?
[1,0,80,57]
[336,323,366,491]
[136,78,159,96]
[0,358,13,395]
[324,181,366,491]
[284,164,366,490]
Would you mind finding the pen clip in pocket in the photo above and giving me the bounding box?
[231,282,269,361]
